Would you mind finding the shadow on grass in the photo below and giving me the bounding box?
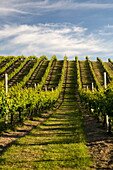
[13,109,83,146]
[1,156,91,170]
[15,138,80,146]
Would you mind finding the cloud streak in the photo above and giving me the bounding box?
[1,0,113,17]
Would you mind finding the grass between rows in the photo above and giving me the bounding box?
[0,95,92,170]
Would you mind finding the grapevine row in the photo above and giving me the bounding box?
[1,55,113,134]
[77,57,113,133]
[0,56,67,127]
[75,56,82,90]
[0,56,24,75]
[86,56,102,90]
[16,55,47,88]
[97,57,112,82]
[37,55,57,91]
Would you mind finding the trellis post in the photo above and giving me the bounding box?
[92,82,94,92]
[5,73,8,94]
[104,72,111,133]
[45,86,47,91]
[5,73,8,124]
[104,72,107,89]
[87,86,88,91]
[34,83,37,90]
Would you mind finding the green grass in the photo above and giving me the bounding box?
[0,100,91,169]
[0,61,92,169]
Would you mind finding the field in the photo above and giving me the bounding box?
[0,56,113,169]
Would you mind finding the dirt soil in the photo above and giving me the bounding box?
[84,113,113,169]
[75,90,113,170]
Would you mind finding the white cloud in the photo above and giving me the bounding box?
[98,24,113,36]
[0,23,112,60]
[0,7,29,15]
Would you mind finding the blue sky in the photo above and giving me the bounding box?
[1,0,113,60]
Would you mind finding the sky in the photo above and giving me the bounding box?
[1,0,113,61]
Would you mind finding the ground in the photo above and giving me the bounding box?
[0,102,113,169]
[83,113,113,169]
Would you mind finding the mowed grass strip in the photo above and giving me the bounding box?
[0,61,91,169]
[0,99,91,170]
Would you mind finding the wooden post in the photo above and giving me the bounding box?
[5,73,8,124]
[45,86,47,91]
[106,115,109,132]
[87,86,88,91]
[5,73,8,94]
[104,72,107,89]
[34,83,37,90]
[104,72,110,132]
[92,82,94,92]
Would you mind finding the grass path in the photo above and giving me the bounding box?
[0,61,91,169]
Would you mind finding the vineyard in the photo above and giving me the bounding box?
[0,55,113,169]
